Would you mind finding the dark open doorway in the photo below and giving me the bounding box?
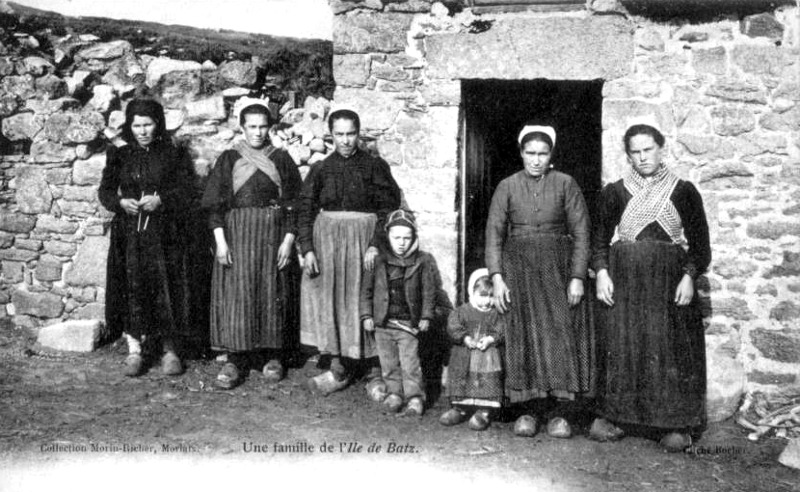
[460,79,603,301]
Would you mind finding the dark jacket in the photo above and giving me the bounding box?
[360,250,439,328]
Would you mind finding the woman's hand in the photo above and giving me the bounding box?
[215,240,232,266]
[303,251,319,277]
[138,194,161,212]
[120,198,140,216]
[674,274,695,306]
[277,234,295,270]
[492,273,511,313]
[567,278,584,307]
[476,336,495,351]
[363,246,379,272]
[596,269,614,307]
[362,317,375,332]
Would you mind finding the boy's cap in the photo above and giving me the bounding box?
[385,209,417,232]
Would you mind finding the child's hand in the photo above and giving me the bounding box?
[463,336,477,349]
[418,319,430,332]
[362,318,375,332]
[477,336,495,351]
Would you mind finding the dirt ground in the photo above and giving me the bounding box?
[1,321,798,492]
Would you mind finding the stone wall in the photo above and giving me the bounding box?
[0,18,333,332]
[326,0,800,418]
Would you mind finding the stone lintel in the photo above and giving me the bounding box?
[426,16,634,81]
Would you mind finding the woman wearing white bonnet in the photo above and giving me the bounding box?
[485,123,593,438]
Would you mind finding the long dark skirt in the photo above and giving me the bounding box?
[105,213,190,342]
[503,233,595,403]
[300,211,377,359]
[210,207,299,352]
[596,240,706,430]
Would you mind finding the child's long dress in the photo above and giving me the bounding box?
[445,304,505,407]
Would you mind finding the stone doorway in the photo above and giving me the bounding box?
[460,79,603,299]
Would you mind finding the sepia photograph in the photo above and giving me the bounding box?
[0,1,799,490]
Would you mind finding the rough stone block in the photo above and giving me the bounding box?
[712,297,755,320]
[706,80,767,104]
[699,161,753,183]
[1,75,36,100]
[760,106,800,132]
[1,111,42,141]
[145,57,202,88]
[72,302,105,320]
[0,213,36,233]
[1,261,24,283]
[603,100,674,133]
[333,54,370,87]
[710,106,756,136]
[72,153,106,186]
[35,215,78,235]
[332,87,405,131]
[764,251,800,278]
[35,257,62,282]
[37,320,103,352]
[58,200,97,217]
[65,236,109,288]
[741,13,784,40]
[770,301,800,322]
[218,60,257,87]
[713,260,758,279]
[733,132,788,157]
[62,186,97,203]
[333,12,414,54]
[15,167,53,214]
[76,40,133,61]
[427,16,633,81]
[705,349,745,423]
[0,94,18,118]
[88,84,116,113]
[45,168,72,186]
[385,0,432,12]
[35,74,68,100]
[678,134,733,159]
[692,46,728,75]
[0,232,13,249]
[773,80,800,102]
[29,141,76,164]
[157,70,202,108]
[731,44,784,76]
[747,221,800,240]
[750,327,800,363]
[749,370,796,385]
[12,290,63,318]
[14,239,42,251]
[635,28,665,51]
[0,248,38,262]
[185,96,226,122]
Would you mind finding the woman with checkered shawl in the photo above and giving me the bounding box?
[589,119,711,452]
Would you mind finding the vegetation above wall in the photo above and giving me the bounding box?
[3,2,334,99]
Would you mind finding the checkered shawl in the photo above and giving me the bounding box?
[618,165,683,243]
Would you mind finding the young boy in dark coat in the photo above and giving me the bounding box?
[360,209,440,416]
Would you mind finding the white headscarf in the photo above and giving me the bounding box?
[517,125,556,147]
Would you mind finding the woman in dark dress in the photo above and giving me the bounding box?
[590,118,711,452]
[485,125,593,438]
[98,99,193,377]
[201,102,302,389]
